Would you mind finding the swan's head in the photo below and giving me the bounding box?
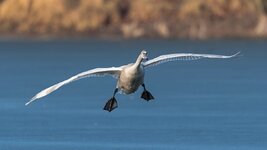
[140,50,148,61]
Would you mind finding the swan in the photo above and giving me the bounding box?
[26,50,240,112]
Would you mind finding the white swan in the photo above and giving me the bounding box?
[26,50,240,112]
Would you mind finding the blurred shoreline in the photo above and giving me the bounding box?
[1,0,267,39]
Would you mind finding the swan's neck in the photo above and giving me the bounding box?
[133,55,143,69]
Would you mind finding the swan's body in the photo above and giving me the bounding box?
[26,50,239,111]
[118,64,144,94]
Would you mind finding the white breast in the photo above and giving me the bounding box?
[118,64,144,94]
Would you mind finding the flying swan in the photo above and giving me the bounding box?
[26,50,239,112]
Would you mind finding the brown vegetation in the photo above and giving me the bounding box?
[0,0,267,39]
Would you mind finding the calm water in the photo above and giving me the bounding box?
[0,38,266,150]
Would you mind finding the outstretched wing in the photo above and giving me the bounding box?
[143,52,240,67]
[26,67,122,106]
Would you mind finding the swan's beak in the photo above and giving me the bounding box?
[143,56,148,61]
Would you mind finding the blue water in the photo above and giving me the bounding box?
[0,38,266,150]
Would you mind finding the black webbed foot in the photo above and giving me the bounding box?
[141,90,154,101]
[103,97,118,112]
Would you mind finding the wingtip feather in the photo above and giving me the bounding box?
[232,51,241,57]
[25,97,37,106]
[25,102,30,106]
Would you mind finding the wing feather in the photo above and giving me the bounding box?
[26,67,122,105]
[143,52,240,67]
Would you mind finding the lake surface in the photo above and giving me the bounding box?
[0,38,266,150]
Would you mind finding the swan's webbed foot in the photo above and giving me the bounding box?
[103,88,118,112]
[141,84,154,101]
[103,97,118,112]
[141,90,154,101]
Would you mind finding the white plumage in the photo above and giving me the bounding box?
[26,50,239,111]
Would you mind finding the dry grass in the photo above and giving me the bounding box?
[0,0,266,38]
